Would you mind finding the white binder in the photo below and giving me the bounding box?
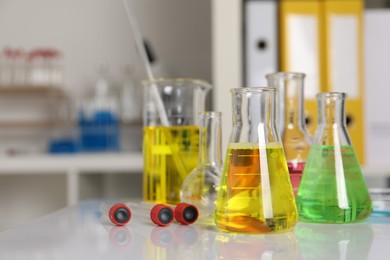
[244,0,278,87]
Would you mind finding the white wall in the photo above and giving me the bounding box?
[0,0,211,94]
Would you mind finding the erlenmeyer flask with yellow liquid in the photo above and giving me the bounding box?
[266,72,312,196]
[297,92,372,223]
[143,78,211,205]
[214,87,298,234]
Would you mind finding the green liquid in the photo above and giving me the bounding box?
[296,145,372,223]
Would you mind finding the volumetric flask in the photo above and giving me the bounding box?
[143,78,211,205]
[266,72,312,196]
[215,87,298,234]
[297,92,372,223]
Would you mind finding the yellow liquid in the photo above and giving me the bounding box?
[215,142,298,233]
[143,126,199,204]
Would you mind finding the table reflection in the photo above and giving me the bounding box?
[214,231,299,259]
[106,226,132,248]
[295,222,374,260]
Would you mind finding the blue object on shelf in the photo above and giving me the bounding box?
[49,138,77,154]
[78,110,120,152]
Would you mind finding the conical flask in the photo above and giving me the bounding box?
[180,111,223,220]
[266,72,312,196]
[297,92,372,223]
[214,87,298,234]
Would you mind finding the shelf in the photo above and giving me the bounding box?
[0,152,144,206]
[0,120,143,128]
[0,85,64,94]
[0,120,56,128]
[0,152,143,174]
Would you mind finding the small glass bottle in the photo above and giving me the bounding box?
[215,87,297,234]
[0,47,13,86]
[266,72,312,196]
[119,64,141,123]
[48,93,77,154]
[297,92,372,223]
[78,61,120,152]
[180,111,223,220]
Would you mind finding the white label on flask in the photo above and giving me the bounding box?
[287,15,319,99]
[329,15,359,98]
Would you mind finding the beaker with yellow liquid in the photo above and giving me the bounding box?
[215,87,298,234]
[143,78,211,205]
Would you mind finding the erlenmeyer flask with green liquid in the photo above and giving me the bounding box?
[297,92,372,223]
[214,87,298,234]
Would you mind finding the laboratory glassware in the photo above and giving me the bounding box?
[266,72,311,195]
[126,201,175,226]
[48,93,77,154]
[120,64,142,123]
[214,87,298,234]
[100,203,132,226]
[100,201,175,226]
[143,78,211,205]
[0,48,13,85]
[180,111,223,220]
[296,92,372,223]
[174,202,199,225]
[78,62,120,152]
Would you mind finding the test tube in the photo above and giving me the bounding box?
[174,203,199,225]
[100,201,199,226]
[126,201,174,227]
[135,201,199,225]
[100,202,132,226]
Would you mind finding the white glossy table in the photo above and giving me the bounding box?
[0,200,389,259]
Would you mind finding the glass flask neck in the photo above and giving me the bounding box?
[315,92,351,145]
[231,87,279,143]
[199,112,223,168]
[266,72,310,139]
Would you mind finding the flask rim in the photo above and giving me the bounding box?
[316,92,347,99]
[198,111,222,118]
[230,86,277,93]
[142,78,212,91]
[265,72,305,80]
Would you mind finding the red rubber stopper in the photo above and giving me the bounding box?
[109,203,131,226]
[174,203,199,225]
[150,204,174,226]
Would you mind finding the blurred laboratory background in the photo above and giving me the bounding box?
[0,0,388,230]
